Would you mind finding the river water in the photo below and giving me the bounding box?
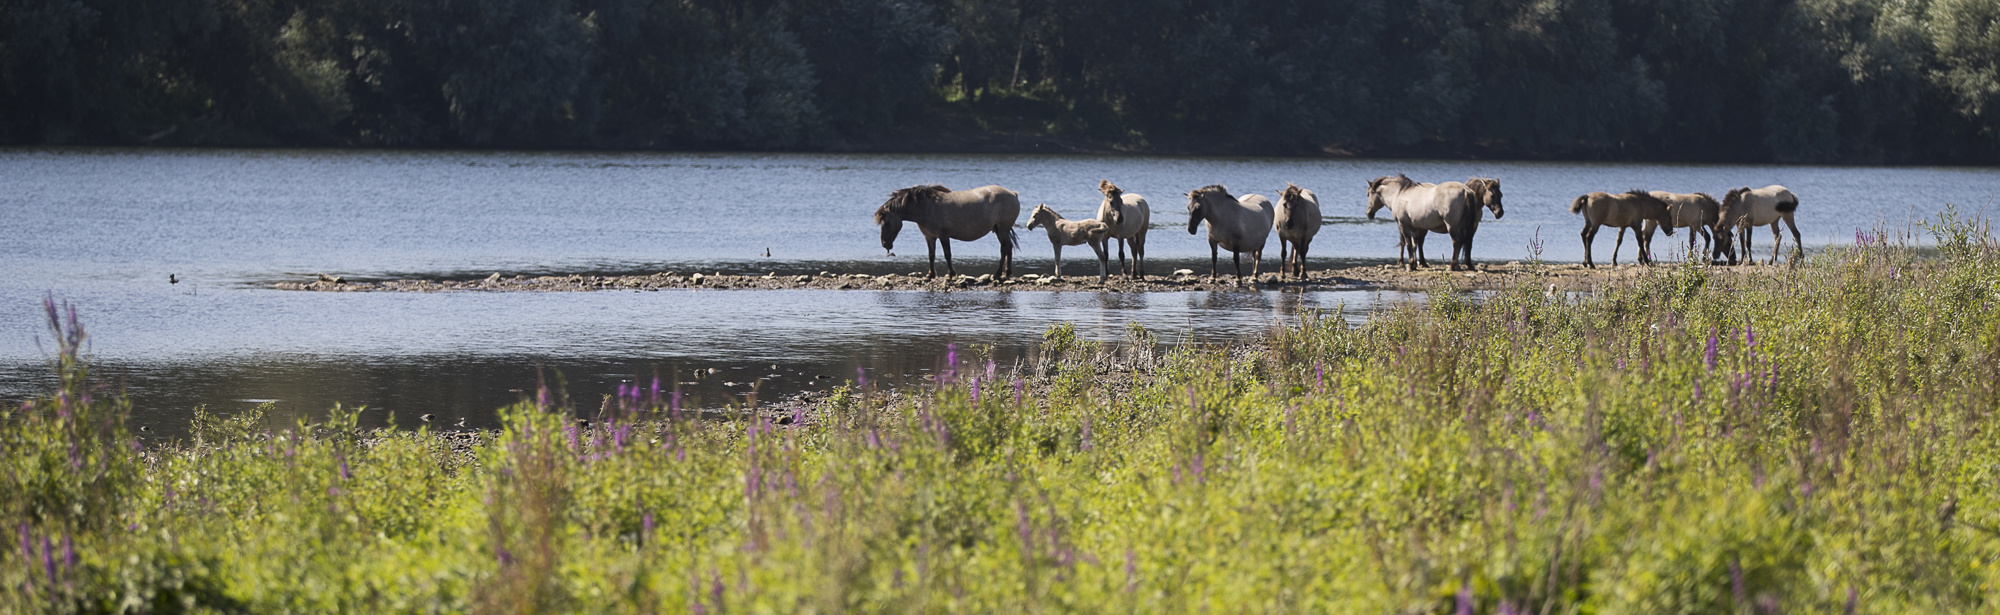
[2,148,1993,432]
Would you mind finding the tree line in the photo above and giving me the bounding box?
[2,0,1996,163]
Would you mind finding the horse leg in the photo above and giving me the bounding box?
[1612,227,1626,266]
[1233,251,1244,285]
[940,238,957,277]
[1740,226,1755,266]
[1776,222,1792,263]
[995,226,1013,278]
[1117,239,1129,276]
[926,237,939,278]
[1052,244,1062,279]
[1132,235,1145,279]
[1211,243,1221,281]
[1785,216,1803,264]
[1296,241,1310,278]
[1252,249,1263,278]
[1582,224,1597,268]
[1095,240,1109,283]
[1279,240,1289,277]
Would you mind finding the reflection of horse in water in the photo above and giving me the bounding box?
[1718,185,1801,265]
[1273,184,1321,278]
[1026,204,1111,283]
[1571,190,1675,267]
[873,184,1021,278]
[1185,185,1274,284]
[1095,180,1151,279]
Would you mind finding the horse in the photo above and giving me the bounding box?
[874,184,1021,279]
[1570,190,1676,267]
[1095,180,1151,279]
[1455,177,1506,269]
[1185,185,1275,284]
[1273,183,1322,278]
[1640,191,1720,262]
[1718,185,1801,265]
[1365,175,1499,271]
[1026,204,1112,282]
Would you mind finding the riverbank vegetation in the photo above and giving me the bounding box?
[6,215,2000,612]
[3,0,1997,163]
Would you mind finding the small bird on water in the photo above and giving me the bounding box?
[419,413,435,423]
[762,247,771,257]
[168,274,178,284]
[454,417,467,428]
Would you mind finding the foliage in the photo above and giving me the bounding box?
[9,237,2000,611]
[1,0,1997,160]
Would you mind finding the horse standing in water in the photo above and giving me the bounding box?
[874,184,1020,278]
[1185,185,1275,284]
[1571,190,1675,267]
[1094,180,1151,279]
[1641,191,1721,262]
[1273,183,1322,278]
[1026,204,1111,283]
[1718,185,1801,265]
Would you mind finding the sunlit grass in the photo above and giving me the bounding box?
[5,213,2000,612]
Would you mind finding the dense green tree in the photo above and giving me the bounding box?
[1,0,1995,162]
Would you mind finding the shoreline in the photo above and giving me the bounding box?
[273,260,1784,294]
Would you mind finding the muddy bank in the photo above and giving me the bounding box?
[274,260,1777,294]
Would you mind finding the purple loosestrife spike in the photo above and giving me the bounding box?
[642,511,655,536]
[947,343,957,368]
[1125,548,1137,591]
[970,380,981,403]
[1730,559,1746,605]
[17,524,31,571]
[1845,586,1858,614]
[1456,579,1473,615]
[651,376,661,403]
[1705,331,1719,371]
[1080,416,1094,451]
[856,366,867,388]
[42,535,55,585]
[987,360,997,380]
[338,456,351,481]
[1015,501,1033,555]
[62,533,74,570]
[709,572,725,610]
[1744,324,1756,349]
[1014,378,1024,405]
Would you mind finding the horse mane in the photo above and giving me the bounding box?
[1721,187,1748,210]
[1464,178,1496,203]
[1098,180,1122,198]
[875,184,949,225]
[1280,183,1304,203]
[1190,184,1231,201]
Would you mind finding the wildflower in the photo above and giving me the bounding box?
[1730,559,1746,605]
[1457,579,1473,615]
[1704,330,1719,371]
[1124,548,1137,592]
[642,511,655,537]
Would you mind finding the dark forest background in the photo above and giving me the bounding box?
[2,0,1997,163]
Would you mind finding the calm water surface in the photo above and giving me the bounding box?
[2,148,1993,431]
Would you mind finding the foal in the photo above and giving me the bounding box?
[1027,204,1112,283]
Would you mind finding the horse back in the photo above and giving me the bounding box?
[931,185,1021,241]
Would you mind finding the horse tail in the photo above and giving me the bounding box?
[1007,228,1020,251]
[1569,194,1588,214]
[1776,194,1798,213]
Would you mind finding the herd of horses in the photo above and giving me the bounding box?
[872,176,1803,283]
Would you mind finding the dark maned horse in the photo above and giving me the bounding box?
[874,185,1021,278]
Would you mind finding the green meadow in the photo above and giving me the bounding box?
[7,215,2000,613]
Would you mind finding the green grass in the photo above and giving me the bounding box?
[7,221,2000,613]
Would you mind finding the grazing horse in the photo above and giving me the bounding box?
[1719,185,1802,265]
[1273,183,1322,278]
[1027,204,1111,282]
[1185,185,1275,284]
[1571,190,1676,267]
[874,184,1021,278]
[1641,191,1721,262]
[1365,175,1498,271]
[1094,180,1151,279]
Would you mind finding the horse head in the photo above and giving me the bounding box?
[876,185,947,253]
[1467,178,1504,219]
[1027,203,1055,230]
[1099,180,1125,227]
[1186,185,1228,235]
[1365,175,1409,219]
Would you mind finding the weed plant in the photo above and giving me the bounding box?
[5,221,2000,613]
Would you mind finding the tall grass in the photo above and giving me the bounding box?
[6,221,2000,613]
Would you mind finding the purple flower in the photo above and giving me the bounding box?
[1743,324,1756,349]
[642,511,655,536]
[1729,559,1746,605]
[1704,330,1719,371]
[1080,416,1094,451]
[1014,378,1024,406]
[856,366,867,388]
[709,571,725,610]
[1456,579,1473,615]
[1693,380,1703,401]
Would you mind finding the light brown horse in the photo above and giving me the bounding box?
[1186,185,1275,284]
[1640,191,1720,262]
[1027,204,1111,282]
[1095,180,1151,279]
[875,184,1021,278]
[1571,190,1676,267]
[1366,175,1500,271]
[1719,185,1801,265]
[1273,183,1322,278]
